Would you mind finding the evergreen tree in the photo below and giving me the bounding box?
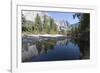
[22,14,26,25]
[73,13,90,32]
[49,18,57,34]
[50,18,54,29]
[34,14,42,33]
[22,14,27,32]
[43,15,49,33]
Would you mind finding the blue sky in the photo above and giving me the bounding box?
[47,12,79,24]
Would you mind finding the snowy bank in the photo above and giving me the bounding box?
[28,34,67,37]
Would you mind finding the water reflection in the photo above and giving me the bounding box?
[22,36,89,62]
[36,39,56,54]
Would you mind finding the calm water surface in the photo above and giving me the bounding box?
[22,36,82,62]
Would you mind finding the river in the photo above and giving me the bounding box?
[22,35,89,62]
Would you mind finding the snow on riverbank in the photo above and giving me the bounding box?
[28,34,67,37]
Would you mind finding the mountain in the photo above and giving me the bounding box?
[22,20,34,27]
[70,22,80,29]
[56,20,69,31]
[22,11,50,22]
[22,11,70,32]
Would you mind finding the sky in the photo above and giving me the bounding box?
[47,11,79,24]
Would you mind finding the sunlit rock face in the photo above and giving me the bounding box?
[55,20,69,32]
[22,11,50,22]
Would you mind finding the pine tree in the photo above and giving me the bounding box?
[43,15,48,33]
[49,18,57,34]
[22,14,26,25]
[22,14,27,32]
[34,14,42,33]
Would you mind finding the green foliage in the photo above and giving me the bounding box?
[72,13,90,59]
[43,15,50,34]
[73,13,90,33]
[34,14,42,33]
[79,14,90,32]
[43,15,48,32]
[22,20,34,33]
[21,13,67,34]
[49,18,58,34]
[22,14,26,25]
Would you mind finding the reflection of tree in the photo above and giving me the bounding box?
[73,13,90,59]
[36,41,43,54]
[36,39,56,54]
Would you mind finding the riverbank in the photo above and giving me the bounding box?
[22,34,67,37]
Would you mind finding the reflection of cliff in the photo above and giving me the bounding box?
[22,35,84,62]
[22,33,90,62]
[22,36,57,62]
[22,44,38,62]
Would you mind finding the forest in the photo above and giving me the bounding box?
[22,14,59,34]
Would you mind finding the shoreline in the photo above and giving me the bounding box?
[23,34,67,37]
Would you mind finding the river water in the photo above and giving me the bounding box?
[22,36,89,62]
